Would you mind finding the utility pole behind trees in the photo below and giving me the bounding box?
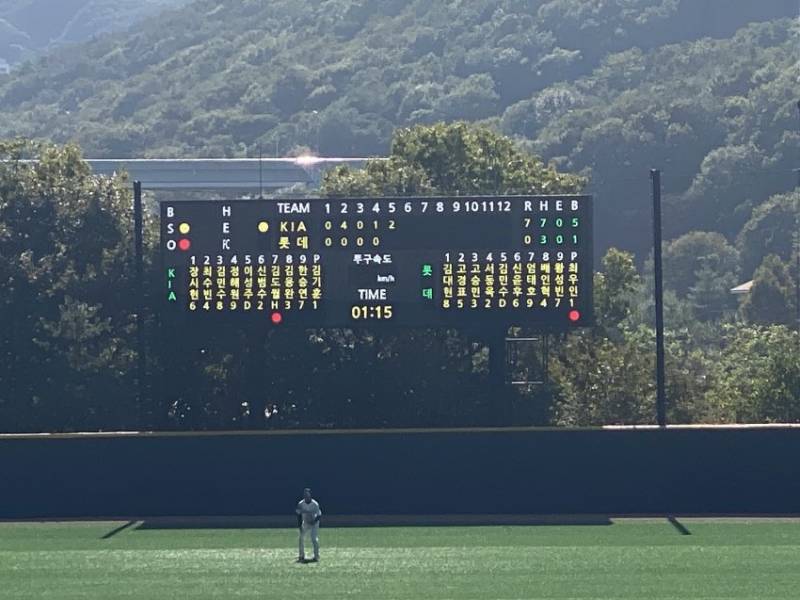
[651,169,667,428]
[794,101,799,333]
[133,180,146,428]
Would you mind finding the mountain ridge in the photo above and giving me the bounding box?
[0,0,796,257]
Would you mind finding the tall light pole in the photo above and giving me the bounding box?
[651,169,666,428]
[794,101,799,333]
[133,180,146,427]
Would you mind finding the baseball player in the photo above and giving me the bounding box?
[296,487,322,562]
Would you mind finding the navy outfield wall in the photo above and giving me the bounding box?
[1,427,799,519]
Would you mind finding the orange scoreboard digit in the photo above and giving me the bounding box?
[160,195,593,330]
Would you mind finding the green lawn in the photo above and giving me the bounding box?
[1,518,799,599]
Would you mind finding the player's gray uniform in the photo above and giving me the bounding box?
[296,499,322,559]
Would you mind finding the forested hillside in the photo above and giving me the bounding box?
[526,21,799,258]
[0,1,798,431]
[0,0,189,67]
[0,0,796,260]
[0,1,793,155]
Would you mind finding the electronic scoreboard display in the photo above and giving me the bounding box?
[160,195,593,329]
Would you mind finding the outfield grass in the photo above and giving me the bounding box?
[1,518,799,599]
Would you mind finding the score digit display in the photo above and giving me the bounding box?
[160,195,593,329]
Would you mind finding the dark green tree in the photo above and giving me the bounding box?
[0,140,143,432]
[703,325,800,423]
[322,122,585,197]
[740,254,798,327]
[661,231,739,297]
[736,190,799,278]
[687,261,739,322]
[651,231,740,320]
[550,326,656,426]
[593,248,641,335]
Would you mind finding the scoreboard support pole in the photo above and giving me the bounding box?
[650,170,667,428]
[133,180,147,428]
[488,331,508,425]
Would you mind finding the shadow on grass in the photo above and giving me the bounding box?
[131,514,614,531]
[667,516,691,535]
[101,520,138,539]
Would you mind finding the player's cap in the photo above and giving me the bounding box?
[304,487,311,493]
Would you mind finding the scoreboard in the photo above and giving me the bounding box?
[160,195,593,329]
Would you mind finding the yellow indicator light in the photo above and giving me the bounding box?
[258,221,269,233]
[179,223,191,234]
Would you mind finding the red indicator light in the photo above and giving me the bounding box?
[271,312,283,325]
[568,309,581,322]
[178,238,191,251]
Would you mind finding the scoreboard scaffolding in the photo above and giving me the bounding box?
[160,195,593,329]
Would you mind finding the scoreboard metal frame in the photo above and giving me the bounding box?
[160,195,593,331]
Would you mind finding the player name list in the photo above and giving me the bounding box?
[160,196,593,328]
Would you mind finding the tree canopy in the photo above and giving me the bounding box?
[0,2,795,258]
[0,1,798,431]
[0,140,140,431]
